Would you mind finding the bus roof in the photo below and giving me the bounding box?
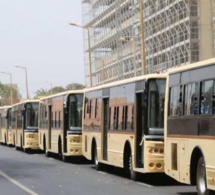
[0,105,12,111]
[39,89,85,101]
[167,58,215,75]
[12,99,40,107]
[84,73,166,92]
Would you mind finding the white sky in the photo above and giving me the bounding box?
[0,0,85,98]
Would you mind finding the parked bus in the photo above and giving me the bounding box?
[82,74,166,180]
[11,100,39,152]
[0,105,12,145]
[38,90,84,161]
[164,58,215,194]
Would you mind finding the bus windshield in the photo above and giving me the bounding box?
[148,78,166,135]
[25,102,39,129]
[69,94,83,133]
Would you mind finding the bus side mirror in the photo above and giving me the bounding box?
[63,101,68,114]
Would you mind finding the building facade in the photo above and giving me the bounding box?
[81,0,214,87]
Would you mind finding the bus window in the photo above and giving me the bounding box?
[25,102,39,129]
[148,79,166,135]
[113,106,119,130]
[169,86,182,116]
[200,80,213,114]
[184,83,198,115]
[69,94,83,132]
[212,94,215,114]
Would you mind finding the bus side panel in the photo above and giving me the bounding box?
[83,132,101,161]
[107,133,134,168]
[50,129,62,153]
[165,138,180,182]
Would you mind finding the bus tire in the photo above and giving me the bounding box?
[62,155,67,162]
[196,157,210,195]
[24,148,30,153]
[93,144,100,171]
[13,134,16,147]
[4,134,7,145]
[46,150,50,157]
[124,145,137,181]
[20,136,23,151]
[58,137,62,160]
[129,154,138,181]
[43,135,46,154]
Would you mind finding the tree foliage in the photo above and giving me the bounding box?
[0,82,21,106]
[51,86,65,94]
[34,88,49,99]
[66,83,85,90]
[34,83,84,99]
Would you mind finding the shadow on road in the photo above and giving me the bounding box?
[90,163,188,186]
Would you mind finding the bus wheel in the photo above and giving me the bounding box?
[43,136,46,154]
[129,153,138,181]
[46,150,50,157]
[196,157,209,195]
[13,134,16,147]
[24,148,30,153]
[58,138,62,160]
[4,134,7,145]
[20,136,23,151]
[62,155,67,162]
[93,145,100,171]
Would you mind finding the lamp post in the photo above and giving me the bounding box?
[46,81,52,95]
[0,71,13,105]
[15,65,29,99]
[69,22,92,87]
[139,0,146,75]
[120,37,137,77]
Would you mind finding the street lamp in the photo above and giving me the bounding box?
[0,71,13,105]
[69,22,92,87]
[14,65,29,99]
[120,37,137,77]
[46,81,52,95]
[139,0,146,75]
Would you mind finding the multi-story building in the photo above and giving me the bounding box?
[81,0,214,87]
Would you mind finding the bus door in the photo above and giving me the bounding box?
[15,110,18,146]
[22,108,25,146]
[48,105,52,149]
[63,96,68,153]
[135,92,147,168]
[102,98,109,161]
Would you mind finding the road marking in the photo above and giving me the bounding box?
[0,170,38,195]
[137,181,152,188]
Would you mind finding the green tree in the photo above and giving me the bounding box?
[0,82,21,106]
[51,86,65,94]
[34,88,49,99]
[66,83,85,90]
[34,83,85,99]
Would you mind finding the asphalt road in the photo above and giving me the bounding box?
[0,145,197,195]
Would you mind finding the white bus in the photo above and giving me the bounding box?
[82,74,166,180]
[164,58,215,194]
[11,100,39,152]
[0,105,12,145]
[38,90,84,161]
